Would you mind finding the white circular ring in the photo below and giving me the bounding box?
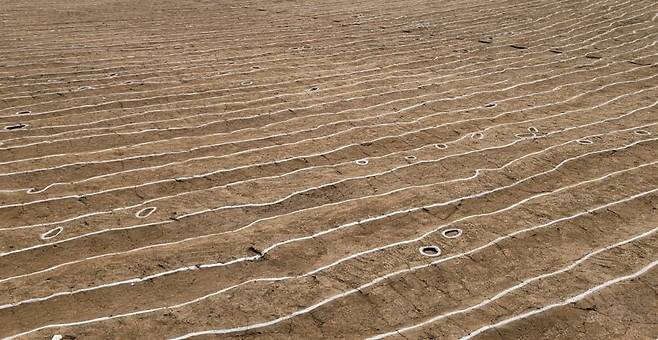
[419,245,442,257]
[442,228,463,239]
[136,207,157,218]
[40,227,63,240]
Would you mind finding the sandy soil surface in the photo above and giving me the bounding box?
[0,0,657,339]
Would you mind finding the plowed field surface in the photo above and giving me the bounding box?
[0,0,657,339]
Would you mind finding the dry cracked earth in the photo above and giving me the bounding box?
[0,0,657,339]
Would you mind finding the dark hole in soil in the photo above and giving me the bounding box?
[5,123,27,130]
[41,227,63,240]
[442,228,462,238]
[420,246,441,257]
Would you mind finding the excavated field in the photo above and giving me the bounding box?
[0,0,657,339]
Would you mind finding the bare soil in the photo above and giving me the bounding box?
[0,0,656,339]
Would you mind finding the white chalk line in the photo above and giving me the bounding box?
[7,0,602,58]
[0,0,417,70]
[0,0,616,135]
[0,0,640,146]
[0,0,597,93]
[3,78,657,238]
[2,1,416,51]
[0,26,650,177]
[2,46,655,202]
[164,186,658,339]
[0,15,424,83]
[0,17,378,69]
[0,24,620,154]
[2,118,654,303]
[368,225,658,339]
[177,94,658,226]
[2,83,652,282]
[2,6,646,152]
[0,65,580,188]
[12,0,574,55]
[3,134,656,317]
[0,48,622,180]
[8,2,439,54]
[4,153,656,340]
[1,0,652,310]
[0,41,581,149]
[2,26,655,196]
[0,21,517,111]
[0,49,572,167]
[2,109,655,289]
[0,0,631,92]
[0,0,582,60]
[0,0,560,120]
[0,0,395,56]
[0,0,506,74]
[2,13,652,174]
[6,0,493,51]
[0,0,563,116]
[460,258,658,339]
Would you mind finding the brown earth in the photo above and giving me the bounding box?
[0,0,657,339]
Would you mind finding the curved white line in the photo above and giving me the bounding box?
[2,65,655,211]
[3,22,653,184]
[39,227,63,241]
[5,162,656,340]
[461,259,658,339]
[2,136,656,320]
[368,226,658,339]
[0,0,528,81]
[0,0,597,118]
[0,6,610,139]
[3,6,647,155]
[135,207,157,219]
[2,74,656,243]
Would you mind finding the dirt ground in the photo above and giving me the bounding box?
[0,0,657,339]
